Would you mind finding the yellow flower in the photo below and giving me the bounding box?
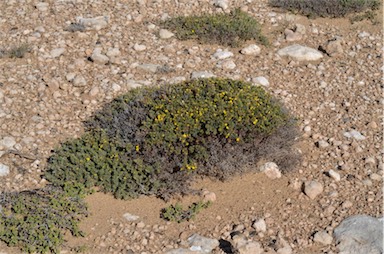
[135,145,140,151]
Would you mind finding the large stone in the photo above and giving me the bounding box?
[304,180,323,199]
[259,162,281,179]
[0,136,16,150]
[159,29,175,39]
[241,44,261,55]
[77,16,109,31]
[343,130,366,141]
[277,44,323,61]
[188,234,219,253]
[334,215,383,254]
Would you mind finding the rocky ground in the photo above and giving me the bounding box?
[0,0,382,253]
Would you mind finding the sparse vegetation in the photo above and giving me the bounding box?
[0,184,88,254]
[0,44,30,58]
[161,201,211,223]
[269,0,380,18]
[162,9,268,47]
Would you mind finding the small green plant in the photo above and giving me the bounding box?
[0,184,88,254]
[161,201,211,223]
[162,8,268,47]
[46,78,300,200]
[269,0,380,18]
[8,44,29,58]
[349,10,378,23]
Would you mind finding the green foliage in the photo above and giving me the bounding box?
[0,185,88,253]
[162,8,268,47]
[269,0,380,18]
[161,201,211,223]
[46,78,300,200]
[0,44,30,58]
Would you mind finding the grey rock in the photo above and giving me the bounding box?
[50,48,65,58]
[188,234,219,253]
[91,49,109,65]
[106,48,120,58]
[123,213,139,221]
[314,230,333,245]
[213,0,229,10]
[88,86,100,97]
[191,71,216,79]
[133,43,146,51]
[328,169,341,181]
[304,180,323,199]
[252,218,267,232]
[241,44,261,55]
[231,235,264,254]
[284,29,302,42]
[35,2,49,12]
[159,29,175,39]
[326,38,344,56]
[252,76,269,87]
[137,64,162,73]
[0,163,10,177]
[343,130,366,141]
[334,215,383,254]
[317,140,329,148]
[220,60,236,70]
[0,136,16,150]
[73,75,87,87]
[77,16,109,31]
[259,162,281,179]
[213,49,234,60]
[277,44,323,61]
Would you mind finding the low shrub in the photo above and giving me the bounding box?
[161,201,211,223]
[162,8,268,47]
[0,44,30,58]
[46,78,300,200]
[0,184,88,253]
[269,0,380,18]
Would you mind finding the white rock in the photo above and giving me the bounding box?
[133,43,146,51]
[159,29,174,39]
[66,72,76,82]
[237,241,264,254]
[277,44,323,61]
[252,76,269,87]
[91,51,109,65]
[191,71,216,79]
[221,60,236,70]
[137,64,161,73]
[314,230,333,245]
[0,163,10,177]
[73,75,87,87]
[77,16,108,31]
[0,136,16,150]
[50,48,65,58]
[111,83,121,92]
[89,86,99,97]
[202,190,216,203]
[259,162,281,179]
[213,0,229,10]
[304,180,323,199]
[35,2,49,12]
[106,48,120,58]
[213,49,234,60]
[317,140,329,148]
[123,213,139,221]
[188,234,219,253]
[328,170,341,181]
[241,44,261,55]
[343,130,366,141]
[358,31,370,38]
[252,218,267,232]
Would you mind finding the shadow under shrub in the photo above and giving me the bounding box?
[269,0,380,18]
[0,184,88,254]
[46,78,301,200]
[162,8,268,47]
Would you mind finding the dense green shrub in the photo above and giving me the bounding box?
[269,0,380,18]
[0,184,88,253]
[161,201,211,223]
[46,78,300,200]
[162,9,268,47]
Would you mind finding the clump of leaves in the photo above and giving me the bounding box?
[161,201,211,223]
[0,184,88,254]
[162,8,268,47]
[269,0,380,18]
[46,78,300,200]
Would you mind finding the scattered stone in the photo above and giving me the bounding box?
[317,140,329,148]
[277,44,323,61]
[159,29,175,39]
[91,49,109,65]
[276,234,293,254]
[231,235,263,254]
[358,31,370,38]
[240,44,261,55]
[259,162,282,179]
[123,213,139,221]
[325,37,343,56]
[88,86,99,97]
[328,169,341,181]
[213,0,229,10]
[304,180,323,199]
[77,16,109,31]
[365,157,376,165]
[0,163,10,177]
[191,71,216,79]
[106,48,121,58]
[343,130,366,141]
[334,215,383,254]
[221,60,236,70]
[314,230,333,245]
[0,136,16,150]
[188,234,219,253]
[35,2,49,12]
[342,200,353,209]
[252,218,267,233]
[50,48,65,58]
[213,49,234,60]
[73,75,87,87]
[252,76,269,87]
[369,173,381,181]
[284,29,302,42]
[137,64,162,73]
[202,190,216,203]
[133,43,146,51]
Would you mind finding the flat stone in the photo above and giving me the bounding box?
[191,71,216,79]
[133,43,146,51]
[0,136,16,150]
[35,2,49,12]
[0,163,10,177]
[188,234,219,253]
[241,44,261,55]
[137,64,162,73]
[304,180,323,199]
[77,16,109,31]
[213,0,229,10]
[91,50,109,65]
[123,213,139,221]
[277,44,323,61]
[73,75,87,87]
[314,230,333,245]
[334,215,383,254]
[328,169,341,181]
[343,130,366,141]
[213,49,234,60]
[252,76,269,87]
[159,29,175,39]
[50,48,65,58]
[252,218,267,232]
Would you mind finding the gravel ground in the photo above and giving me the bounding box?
[0,0,382,253]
